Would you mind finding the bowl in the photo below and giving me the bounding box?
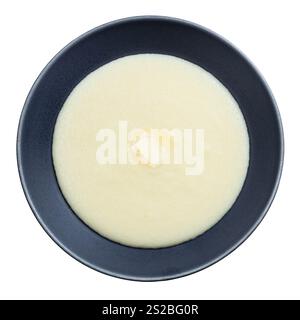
[17,16,284,281]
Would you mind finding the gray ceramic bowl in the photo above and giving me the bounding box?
[17,16,284,281]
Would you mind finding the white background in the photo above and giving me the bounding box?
[0,0,299,300]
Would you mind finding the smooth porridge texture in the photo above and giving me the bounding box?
[52,54,249,248]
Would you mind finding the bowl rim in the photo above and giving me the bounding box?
[17,15,284,281]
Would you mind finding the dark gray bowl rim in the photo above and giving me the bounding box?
[17,16,284,281]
